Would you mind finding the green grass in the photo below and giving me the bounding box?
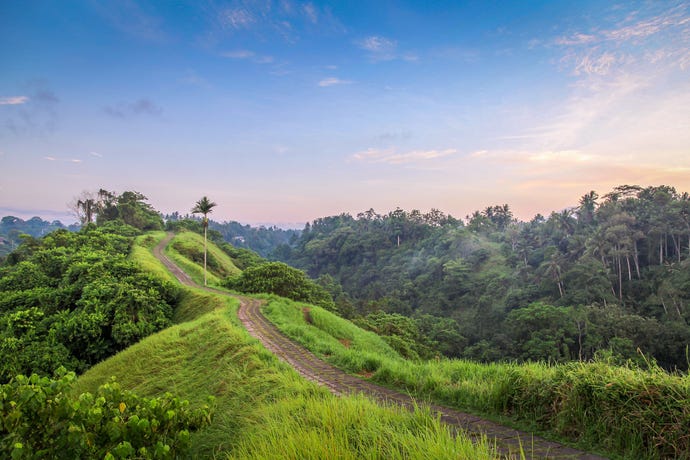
[229,393,498,460]
[261,297,690,459]
[74,290,498,459]
[164,231,240,286]
[76,233,498,458]
[129,230,689,458]
[263,295,401,365]
[130,231,178,283]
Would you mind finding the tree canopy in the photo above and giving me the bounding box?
[274,185,690,370]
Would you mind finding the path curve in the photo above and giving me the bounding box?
[153,233,606,460]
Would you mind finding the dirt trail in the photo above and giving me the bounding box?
[153,233,606,459]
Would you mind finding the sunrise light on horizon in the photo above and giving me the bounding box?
[2,1,689,227]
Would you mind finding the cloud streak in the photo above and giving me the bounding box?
[352,148,459,165]
[2,87,59,135]
[221,49,274,64]
[356,35,417,62]
[318,77,352,87]
[43,156,82,163]
[0,96,29,105]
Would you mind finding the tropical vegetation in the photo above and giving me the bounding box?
[2,184,689,459]
[274,185,690,370]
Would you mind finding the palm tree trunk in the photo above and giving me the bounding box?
[204,223,208,286]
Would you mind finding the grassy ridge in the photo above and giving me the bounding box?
[74,292,498,459]
[263,298,690,459]
[73,233,498,458]
[131,231,178,283]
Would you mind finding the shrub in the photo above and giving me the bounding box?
[0,369,213,459]
[225,262,336,311]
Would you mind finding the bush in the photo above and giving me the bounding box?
[0,369,213,459]
[225,262,336,311]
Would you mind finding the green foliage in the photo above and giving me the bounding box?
[262,297,400,366]
[73,291,494,459]
[505,302,578,362]
[162,232,242,289]
[262,294,690,459]
[275,185,690,370]
[354,311,434,360]
[216,241,264,270]
[0,226,179,381]
[95,190,164,231]
[0,369,213,459]
[226,262,336,311]
[503,360,690,459]
[229,394,498,460]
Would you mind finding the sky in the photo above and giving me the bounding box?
[1,1,689,227]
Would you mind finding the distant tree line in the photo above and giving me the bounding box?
[273,185,690,370]
[0,216,80,260]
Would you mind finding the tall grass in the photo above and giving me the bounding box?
[164,231,240,286]
[229,393,498,460]
[74,290,498,459]
[262,297,690,459]
[130,231,178,283]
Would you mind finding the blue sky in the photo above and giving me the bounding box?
[1,1,689,226]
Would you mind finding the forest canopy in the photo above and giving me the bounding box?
[274,185,690,370]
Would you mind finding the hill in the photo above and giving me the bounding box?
[72,234,497,459]
[274,185,690,370]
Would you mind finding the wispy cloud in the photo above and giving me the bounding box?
[222,50,255,59]
[514,3,690,158]
[221,49,274,64]
[104,98,162,118]
[0,96,29,105]
[356,35,417,61]
[43,156,82,163]
[572,50,619,76]
[352,147,459,165]
[219,8,255,29]
[93,0,167,42]
[179,69,210,88]
[89,151,102,158]
[2,86,59,135]
[206,1,344,44]
[303,3,317,24]
[358,36,397,53]
[318,77,352,87]
[555,4,690,75]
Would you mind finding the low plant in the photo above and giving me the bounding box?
[0,369,213,459]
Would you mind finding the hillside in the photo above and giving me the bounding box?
[275,185,690,370]
[2,191,689,459]
[72,233,498,459]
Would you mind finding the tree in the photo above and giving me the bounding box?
[191,196,217,286]
[225,262,336,311]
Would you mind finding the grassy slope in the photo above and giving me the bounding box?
[263,297,690,459]
[74,231,497,459]
[164,231,240,286]
[129,230,690,459]
[131,231,178,283]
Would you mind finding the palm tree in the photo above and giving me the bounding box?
[191,196,217,286]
